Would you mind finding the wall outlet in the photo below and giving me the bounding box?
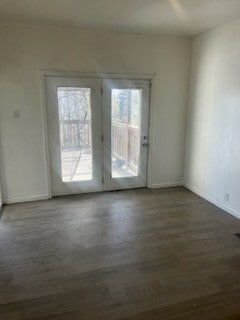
[224,193,230,202]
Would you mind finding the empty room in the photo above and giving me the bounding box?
[1,1,240,319]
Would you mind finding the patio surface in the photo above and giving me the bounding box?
[61,150,137,182]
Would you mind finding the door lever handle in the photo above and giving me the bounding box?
[142,143,149,147]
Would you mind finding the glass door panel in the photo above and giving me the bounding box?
[111,89,141,178]
[57,87,93,182]
[45,77,102,196]
[103,79,150,191]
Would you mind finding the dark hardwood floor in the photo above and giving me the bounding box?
[0,187,240,319]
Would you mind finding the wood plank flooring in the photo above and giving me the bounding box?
[0,187,240,319]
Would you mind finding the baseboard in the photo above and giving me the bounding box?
[150,181,183,189]
[4,194,50,204]
[184,182,240,220]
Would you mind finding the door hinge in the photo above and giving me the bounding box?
[101,87,103,95]
[101,135,104,142]
[149,82,152,89]
[102,177,104,184]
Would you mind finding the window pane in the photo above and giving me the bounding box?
[57,87,92,182]
[111,89,141,178]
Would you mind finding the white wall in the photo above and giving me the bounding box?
[0,140,3,207]
[0,23,191,203]
[184,19,240,219]
[0,178,2,207]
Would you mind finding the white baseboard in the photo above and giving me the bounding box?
[150,181,183,189]
[4,194,50,204]
[184,182,240,220]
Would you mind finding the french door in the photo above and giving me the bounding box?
[45,76,150,196]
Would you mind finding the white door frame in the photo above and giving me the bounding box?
[45,77,103,196]
[40,71,155,198]
[102,79,150,191]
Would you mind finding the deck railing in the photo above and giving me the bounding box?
[59,120,139,168]
[59,119,91,151]
[112,121,139,170]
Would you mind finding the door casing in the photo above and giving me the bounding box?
[41,72,154,198]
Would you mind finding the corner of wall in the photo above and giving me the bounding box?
[183,182,240,221]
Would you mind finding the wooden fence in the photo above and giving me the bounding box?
[59,120,139,169]
[112,121,139,170]
[59,119,91,151]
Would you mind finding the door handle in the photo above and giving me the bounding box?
[142,143,149,147]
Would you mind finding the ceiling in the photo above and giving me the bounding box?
[0,0,240,36]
